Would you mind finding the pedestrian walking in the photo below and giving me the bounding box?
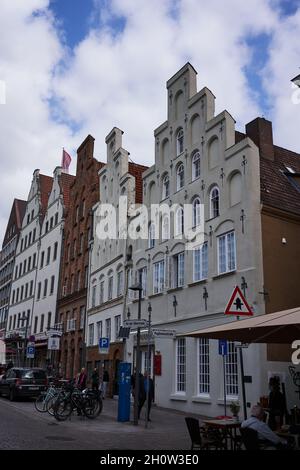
[136,372,146,419]
[91,368,99,391]
[102,369,109,398]
[77,367,87,391]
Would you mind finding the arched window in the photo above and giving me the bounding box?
[148,223,155,249]
[192,151,201,181]
[176,163,184,191]
[162,215,170,241]
[210,186,220,218]
[192,197,201,227]
[175,207,184,236]
[162,174,170,199]
[176,129,184,156]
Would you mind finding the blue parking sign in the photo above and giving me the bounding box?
[218,339,228,356]
[99,338,110,354]
[26,345,35,359]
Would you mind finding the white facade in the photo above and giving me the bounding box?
[125,63,270,417]
[31,167,66,350]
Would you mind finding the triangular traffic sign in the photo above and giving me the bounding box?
[224,286,253,316]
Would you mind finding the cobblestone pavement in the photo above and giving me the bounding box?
[0,396,201,450]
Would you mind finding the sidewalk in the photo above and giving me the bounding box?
[69,398,206,450]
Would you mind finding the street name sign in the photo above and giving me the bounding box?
[225,286,253,316]
[151,329,176,338]
[123,319,148,329]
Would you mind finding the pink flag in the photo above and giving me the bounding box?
[61,148,72,172]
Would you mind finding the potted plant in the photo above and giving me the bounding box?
[229,401,240,420]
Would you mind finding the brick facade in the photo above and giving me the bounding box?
[58,135,103,379]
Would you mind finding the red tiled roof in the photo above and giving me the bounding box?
[128,162,148,203]
[260,146,300,216]
[39,174,53,216]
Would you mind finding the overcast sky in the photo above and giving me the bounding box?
[0,0,300,243]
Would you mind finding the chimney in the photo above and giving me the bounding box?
[245,117,274,161]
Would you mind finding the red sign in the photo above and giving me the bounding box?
[154,355,162,376]
[225,286,253,316]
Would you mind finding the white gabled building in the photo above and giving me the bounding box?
[32,167,74,367]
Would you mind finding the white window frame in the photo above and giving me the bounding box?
[88,323,94,346]
[175,338,186,394]
[108,275,113,300]
[105,318,111,341]
[153,260,165,294]
[96,320,102,340]
[114,315,121,341]
[176,129,184,156]
[218,231,236,274]
[99,280,104,304]
[198,338,210,396]
[192,197,201,227]
[193,242,208,282]
[192,151,201,181]
[91,285,97,308]
[175,206,184,236]
[210,186,220,218]
[176,163,184,191]
[117,271,124,297]
[162,174,170,200]
[225,341,239,398]
[173,252,185,288]
[148,223,155,249]
[162,215,170,241]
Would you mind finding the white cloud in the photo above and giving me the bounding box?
[1,0,300,243]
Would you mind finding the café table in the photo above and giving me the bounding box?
[202,418,242,450]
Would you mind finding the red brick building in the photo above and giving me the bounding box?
[58,135,104,379]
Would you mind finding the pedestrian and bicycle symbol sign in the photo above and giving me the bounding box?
[224,286,253,316]
[99,338,110,354]
[218,339,228,356]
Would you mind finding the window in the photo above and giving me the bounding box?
[29,281,34,297]
[43,279,48,297]
[34,316,38,334]
[138,267,147,298]
[23,259,27,274]
[53,242,58,261]
[105,318,111,340]
[28,232,32,245]
[80,306,85,329]
[225,341,238,398]
[148,223,155,249]
[99,280,104,305]
[33,229,36,242]
[37,282,41,300]
[218,231,236,274]
[33,253,36,268]
[25,283,28,298]
[193,243,208,281]
[92,285,97,308]
[28,256,31,271]
[73,239,76,259]
[50,275,55,295]
[47,312,52,329]
[13,314,16,330]
[20,285,24,301]
[117,271,124,297]
[85,266,88,288]
[40,252,44,269]
[162,215,170,241]
[115,315,121,341]
[76,270,81,291]
[19,263,22,277]
[45,221,49,233]
[210,186,220,218]
[176,338,186,393]
[46,246,51,265]
[162,174,170,199]
[55,212,58,225]
[12,290,15,304]
[176,163,184,191]
[175,206,184,236]
[50,217,53,230]
[108,275,113,300]
[40,314,44,333]
[192,151,201,180]
[173,253,185,288]
[70,274,74,293]
[176,129,184,155]
[82,200,86,218]
[16,288,19,303]
[88,323,94,346]
[192,197,201,227]
[79,234,84,254]
[97,321,102,340]
[198,338,210,395]
[153,260,165,294]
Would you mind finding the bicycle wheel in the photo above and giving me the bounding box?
[83,395,103,419]
[46,394,59,416]
[34,393,48,413]
[53,397,73,421]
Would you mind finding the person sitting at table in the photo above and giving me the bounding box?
[241,405,287,449]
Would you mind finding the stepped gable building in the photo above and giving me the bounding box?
[58,135,104,379]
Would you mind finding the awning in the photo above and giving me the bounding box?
[182,307,300,344]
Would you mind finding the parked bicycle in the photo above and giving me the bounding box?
[53,383,103,421]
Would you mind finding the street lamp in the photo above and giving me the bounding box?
[129,274,143,426]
